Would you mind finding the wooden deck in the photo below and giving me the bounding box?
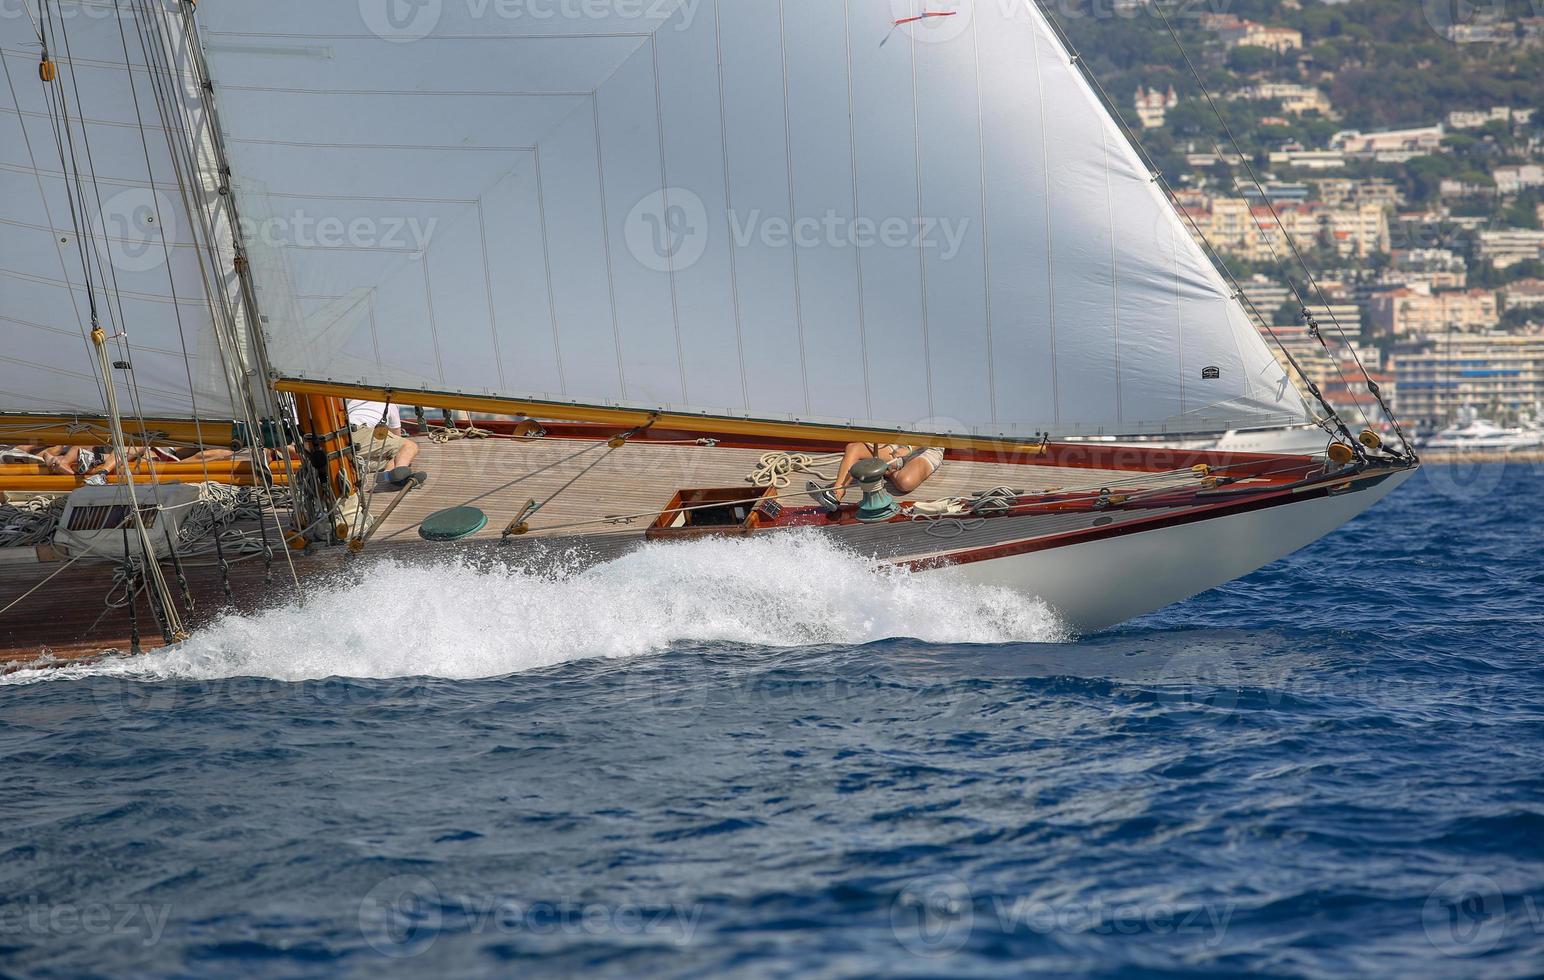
[358,434,1181,544]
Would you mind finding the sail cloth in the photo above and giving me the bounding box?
[196,0,1312,438]
[0,1,247,421]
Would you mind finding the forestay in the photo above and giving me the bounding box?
[0,1,246,420]
[196,0,1313,438]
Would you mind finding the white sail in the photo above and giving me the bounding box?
[0,1,250,421]
[194,0,1312,438]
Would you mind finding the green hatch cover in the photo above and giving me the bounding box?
[419,506,488,541]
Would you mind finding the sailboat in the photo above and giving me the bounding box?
[0,0,1416,664]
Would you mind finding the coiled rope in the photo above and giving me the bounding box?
[745,451,841,489]
[0,496,66,548]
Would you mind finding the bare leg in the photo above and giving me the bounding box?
[391,438,419,472]
[888,454,939,494]
[829,442,876,502]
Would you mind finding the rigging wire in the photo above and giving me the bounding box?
[1141,0,1414,456]
[36,0,183,639]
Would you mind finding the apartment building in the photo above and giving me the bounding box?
[1367,285,1500,337]
[1389,334,1544,426]
[1477,229,1544,269]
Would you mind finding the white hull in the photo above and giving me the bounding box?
[946,469,1414,633]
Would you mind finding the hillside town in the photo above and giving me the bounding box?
[1091,0,1544,438]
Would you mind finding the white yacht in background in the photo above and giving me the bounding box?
[1422,418,1544,452]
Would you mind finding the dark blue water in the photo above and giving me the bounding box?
[4,462,1542,978]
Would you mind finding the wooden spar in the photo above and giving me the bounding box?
[273,379,1051,457]
[0,472,290,493]
[0,458,294,492]
[292,393,358,503]
[0,460,288,477]
[0,414,238,446]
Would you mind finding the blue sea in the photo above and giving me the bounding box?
[3,461,1542,978]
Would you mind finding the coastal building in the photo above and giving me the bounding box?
[1231,82,1334,116]
[1502,279,1544,311]
[1267,147,1347,170]
[1477,229,1544,269]
[1444,22,1515,44]
[1314,202,1390,259]
[1316,178,1403,208]
[1241,182,1311,205]
[1389,334,1544,426]
[1493,165,1544,195]
[1239,275,1292,322]
[1133,85,1179,129]
[1380,249,1468,291]
[1332,126,1445,163]
[1217,22,1303,52]
[1367,285,1499,337]
[1184,198,1388,263]
[1440,178,1491,198]
[1447,107,1535,129]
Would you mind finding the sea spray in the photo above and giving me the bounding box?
[4,532,1064,684]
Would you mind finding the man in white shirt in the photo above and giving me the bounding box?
[346,399,424,487]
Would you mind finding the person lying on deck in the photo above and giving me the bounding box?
[345,399,425,488]
[808,443,945,513]
[4,444,100,475]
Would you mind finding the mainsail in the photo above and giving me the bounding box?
[0,1,250,420]
[195,0,1313,439]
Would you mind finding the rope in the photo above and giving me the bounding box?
[0,496,65,548]
[745,451,841,489]
[427,423,496,444]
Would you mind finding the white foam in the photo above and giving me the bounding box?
[3,532,1064,684]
